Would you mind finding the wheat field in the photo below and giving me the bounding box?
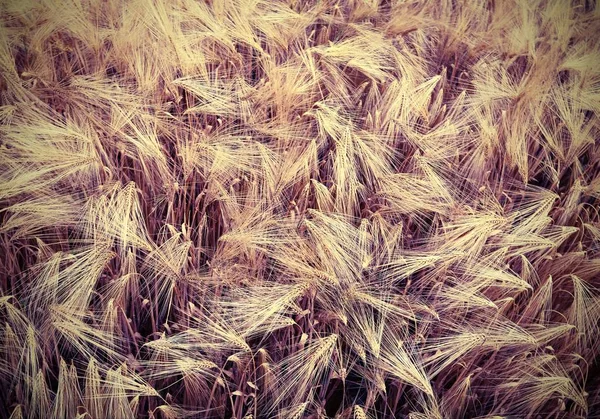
[1,0,599,418]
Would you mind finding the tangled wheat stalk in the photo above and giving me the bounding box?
[1,0,600,418]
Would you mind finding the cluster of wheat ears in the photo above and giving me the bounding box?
[1,0,599,418]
